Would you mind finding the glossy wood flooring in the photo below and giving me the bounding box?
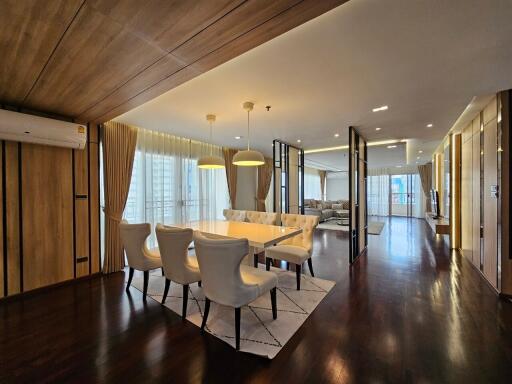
[1,217,512,383]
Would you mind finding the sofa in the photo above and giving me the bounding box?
[304,199,349,222]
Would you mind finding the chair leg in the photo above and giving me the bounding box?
[265,258,271,271]
[162,279,170,304]
[182,284,189,320]
[235,307,241,351]
[201,298,211,332]
[270,287,277,319]
[307,258,314,277]
[198,280,202,287]
[295,264,301,290]
[126,267,134,292]
[161,267,164,276]
[143,271,149,299]
[253,253,258,268]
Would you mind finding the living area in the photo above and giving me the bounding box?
[304,150,349,231]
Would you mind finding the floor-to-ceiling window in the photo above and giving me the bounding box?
[368,167,425,218]
[123,127,229,246]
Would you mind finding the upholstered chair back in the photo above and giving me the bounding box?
[194,232,259,308]
[155,224,195,284]
[223,209,247,222]
[119,221,153,270]
[280,214,319,253]
[246,211,278,225]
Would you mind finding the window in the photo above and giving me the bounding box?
[124,128,229,246]
[304,167,321,200]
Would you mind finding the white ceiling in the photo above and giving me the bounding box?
[305,143,407,172]
[115,0,512,165]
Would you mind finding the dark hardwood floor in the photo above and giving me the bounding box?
[1,217,512,383]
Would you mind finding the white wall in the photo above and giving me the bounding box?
[235,167,257,210]
[326,171,349,200]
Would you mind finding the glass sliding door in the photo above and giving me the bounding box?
[390,174,421,217]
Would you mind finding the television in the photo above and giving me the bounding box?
[430,189,440,218]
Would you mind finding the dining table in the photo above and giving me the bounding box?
[178,220,303,265]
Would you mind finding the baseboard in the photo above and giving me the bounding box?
[0,273,102,304]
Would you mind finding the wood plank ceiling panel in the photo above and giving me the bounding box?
[1,0,345,122]
[0,0,83,105]
[82,0,347,123]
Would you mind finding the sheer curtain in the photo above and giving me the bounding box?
[304,167,322,200]
[123,128,229,246]
[368,175,389,216]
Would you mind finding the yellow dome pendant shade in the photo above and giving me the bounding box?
[198,114,225,169]
[233,101,265,167]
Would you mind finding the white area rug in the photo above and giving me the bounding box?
[368,221,385,235]
[130,267,335,359]
[317,220,349,231]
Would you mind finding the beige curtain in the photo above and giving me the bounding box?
[223,148,238,208]
[256,157,273,211]
[418,162,432,212]
[102,121,138,274]
[319,170,327,201]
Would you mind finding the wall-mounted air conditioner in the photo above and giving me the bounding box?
[0,109,87,149]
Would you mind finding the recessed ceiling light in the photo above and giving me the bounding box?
[297,139,301,143]
[235,136,242,140]
[334,133,340,138]
[418,150,423,153]
[372,105,388,112]
[375,127,382,131]
[426,123,433,128]
[387,145,397,149]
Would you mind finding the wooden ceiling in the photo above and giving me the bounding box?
[1,0,346,124]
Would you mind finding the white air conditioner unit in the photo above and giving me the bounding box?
[0,109,87,149]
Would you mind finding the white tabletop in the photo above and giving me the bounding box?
[180,220,302,249]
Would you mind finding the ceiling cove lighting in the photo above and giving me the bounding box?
[198,114,225,169]
[304,139,407,154]
[372,105,388,112]
[387,145,397,149]
[232,102,264,167]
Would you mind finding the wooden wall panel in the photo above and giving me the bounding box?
[0,143,3,298]
[483,115,498,289]
[471,117,481,268]
[461,133,473,261]
[22,144,74,291]
[5,142,21,295]
[75,199,89,278]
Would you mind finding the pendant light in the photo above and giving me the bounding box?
[232,101,265,166]
[198,114,225,169]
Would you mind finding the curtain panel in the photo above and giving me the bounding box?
[319,170,327,201]
[256,157,273,211]
[222,148,238,208]
[102,121,138,274]
[124,128,229,247]
[417,162,432,212]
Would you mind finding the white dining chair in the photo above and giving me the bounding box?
[119,221,162,300]
[222,209,247,222]
[246,211,278,225]
[156,224,201,319]
[193,231,278,351]
[265,213,319,290]
[246,211,278,266]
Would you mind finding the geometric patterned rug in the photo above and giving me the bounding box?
[130,266,335,359]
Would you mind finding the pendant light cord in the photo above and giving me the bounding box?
[247,109,250,150]
[209,120,213,155]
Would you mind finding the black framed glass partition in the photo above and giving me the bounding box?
[273,140,304,220]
